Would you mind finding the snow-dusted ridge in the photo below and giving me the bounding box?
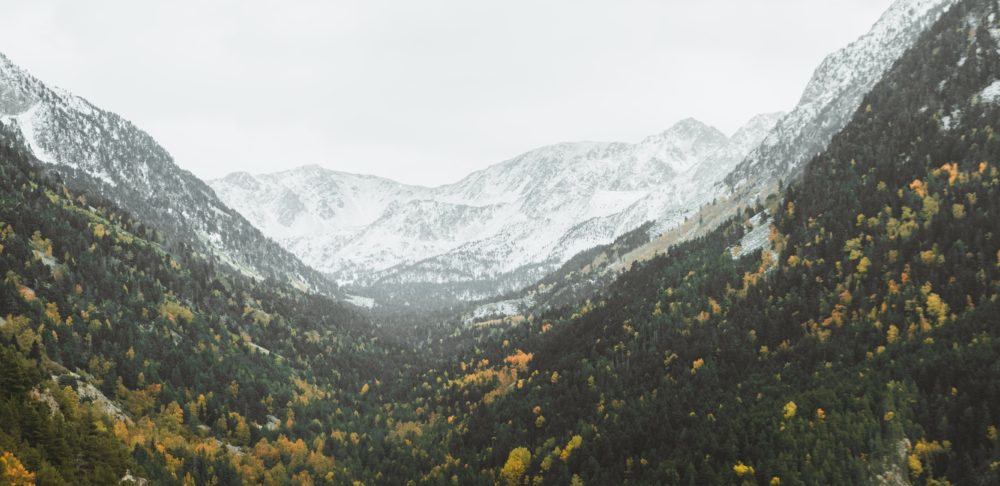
[213,0,956,302]
[0,52,334,293]
[0,0,954,307]
[211,115,783,291]
[725,0,956,193]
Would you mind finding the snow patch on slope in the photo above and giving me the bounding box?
[979,79,1000,103]
[5,104,57,165]
[345,294,376,309]
[733,213,772,259]
[465,297,533,324]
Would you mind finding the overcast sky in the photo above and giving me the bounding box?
[0,0,893,186]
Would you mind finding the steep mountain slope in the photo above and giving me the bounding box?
[0,53,335,293]
[0,119,417,483]
[211,116,780,297]
[724,0,955,195]
[398,0,1000,482]
[456,0,963,320]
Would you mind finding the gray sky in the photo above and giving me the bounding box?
[0,0,893,186]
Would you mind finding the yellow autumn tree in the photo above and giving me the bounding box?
[938,162,958,185]
[504,350,533,371]
[783,401,797,419]
[18,286,35,302]
[559,435,583,462]
[43,302,60,324]
[733,461,755,477]
[306,450,335,478]
[500,447,531,486]
[856,256,871,274]
[921,194,941,222]
[0,451,36,485]
[925,293,949,326]
[160,300,194,324]
[908,453,923,476]
[161,401,185,431]
[691,358,705,373]
[887,325,900,344]
[232,413,252,446]
[291,470,315,486]
[30,231,53,258]
[919,249,940,265]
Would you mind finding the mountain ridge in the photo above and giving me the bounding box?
[724,0,955,193]
[0,51,336,294]
[210,115,778,298]
[213,0,957,306]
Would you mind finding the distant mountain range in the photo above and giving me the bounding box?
[209,115,780,295]
[209,0,954,305]
[0,0,955,308]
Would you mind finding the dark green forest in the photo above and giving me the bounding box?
[3,0,1000,484]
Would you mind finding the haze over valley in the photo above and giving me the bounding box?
[1,0,999,484]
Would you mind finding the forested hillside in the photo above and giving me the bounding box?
[392,0,1000,483]
[0,121,420,483]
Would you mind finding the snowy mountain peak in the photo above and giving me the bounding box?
[219,171,261,190]
[798,0,952,108]
[210,114,778,294]
[729,112,786,142]
[635,118,728,173]
[726,0,955,190]
[655,119,725,145]
[715,112,787,167]
[213,0,956,301]
[659,117,723,138]
[0,53,38,114]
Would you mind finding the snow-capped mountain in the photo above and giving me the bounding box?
[441,0,961,319]
[211,116,781,294]
[725,0,955,193]
[0,52,333,292]
[212,0,956,303]
[0,0,951,308]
